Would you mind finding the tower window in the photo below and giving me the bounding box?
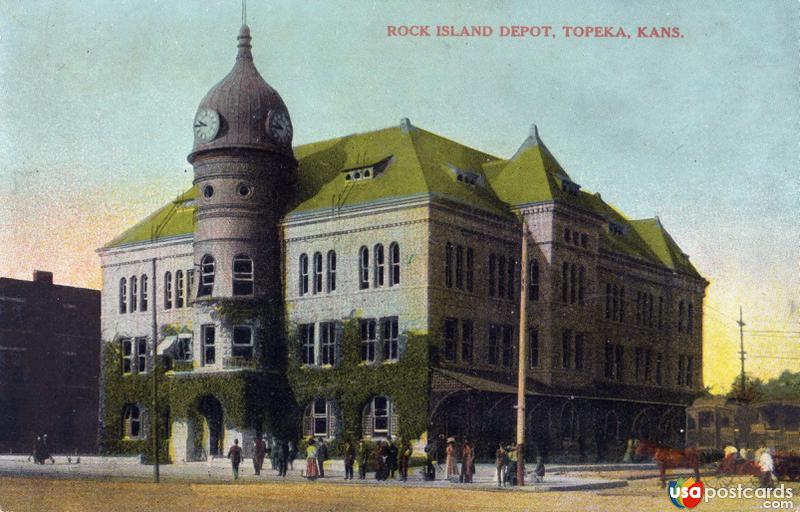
[300,324,315,365]
[299,253,309,296]
[389,243,400,286]
[360,319,377,363]
[164,271,173,309]
[528,259,539,301]
[237,183,252,198]
[382,316,399,362]
[202,324,215,365]
[320,322,337,366]
[359,246,369,290]
[312,252,323,294]
[136,337,147,372]
[233,256,254,296]
[326,250,337,292]
[140,274,148,312]
[199,255,215,297]
[119,277,127,314]
[202,185,214,198]
[443,318,457,362]
[121,338,132,374]
[175,270,184,308]
[374,244,385,287]
[455,245,463,289]
[232,326,253,359]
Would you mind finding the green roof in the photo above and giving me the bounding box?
[101,124,701,277]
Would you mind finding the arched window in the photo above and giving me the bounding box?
[326,250,337,292]
[119,277,127,314]
[359,246,369,290]
[129,276,138,312]
[528,259,539,301]
[455,245,463,289]
[175,270,184,307]
[389,243,400,286]
[363,396,397,439]
[311,252,323,294]
[199,255,215,297]
[123,404,141,439]
[304,398,339,439]
[373,244,384,287]
[444,243,453,288]
[164,271,173,309]
[140,275,148,312]
[233,255,254,296]
[299,254,309,295]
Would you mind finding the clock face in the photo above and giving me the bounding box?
[193,108,220,143]
[267,110,293,145]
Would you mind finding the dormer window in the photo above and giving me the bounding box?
[448,165,484,187]
[561,178,581,196]
[608,221,626,236]
[343,156,393,182]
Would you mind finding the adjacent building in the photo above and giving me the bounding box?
[0,271,100,454]
[98,23,707,462]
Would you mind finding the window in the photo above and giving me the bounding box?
[130,276,138,312]
[619,287,625,321]
[445,243,453,288]
[507,257,515,300]
[202,324,215,365]
[136,338,147,372]
[604,342,613,379]
[580,233,588,248]
[199,255,215,296]
[562,263,569,303]
[605,283,611,319]
[371,396,390,437]
[677,355,685,386]
[373,244,385,287]
[176,335,192,362]
[175,271,184,307]
[140,275,148,312]
[123,405,141,439]
[360,319,377,362]
[685,356,693,387]
[232,326,253,359]
[635,347,643,382]
[443,318,457,362]
[299,254,309,295]
[529,327,539,368]
[455,245,464,289]
[564,227,571,242]
[119,278,127,314]
[312,252,323,294]
[644,349,652,382]
[605,342,624,381]
[300,324,315,365]
[389,243,400,286]
[497,256,506,298]
[320,322,337,365]
[461,320,473,364]
[687,303,694,334]
[327,250,337,291]
[569,264,576,304]
[382,317,399,362]
[658,296,664,330]
[186,270,193,302]
[488,254,496,297]
[656,352,663,384]
[501,325,513,368]
[487,324,499,365]
[465,247,473,292]
[233,255,254,296]
[313,398,329,437]
[121,338,132,374]
[572,230,580,245]
[528,259,539,301]
[164,271,173,309]
[359,246,369,290]
[612,285,619,321]
[615,344,624,381]
[678,300,685,332]
[578,267,585,304]
[574,333,584,370]
[562,329,572,369]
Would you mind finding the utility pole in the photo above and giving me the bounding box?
[737,306,746,400]
[516,218,529,486]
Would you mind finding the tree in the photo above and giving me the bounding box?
[726,373,765,403]
[761,370,800,400]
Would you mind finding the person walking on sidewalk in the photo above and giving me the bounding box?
[277,439,289,477]
[226,439,243,480]
[316,437,328,478]
[495,443,508,487]
[424,439,436,481]
[446,438,458,481]
[357,439,369,479]
[459,440,473,483]
[343,439,356,480]
[398,439,412,481]
[288,440,297,471]
[252,436,266,476]
[387,437,398,479]
[305,439,319,480]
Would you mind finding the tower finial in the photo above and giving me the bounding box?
[237,24,252,60]
[242,0,247,26]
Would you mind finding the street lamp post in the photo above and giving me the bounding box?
[516,218,529,486]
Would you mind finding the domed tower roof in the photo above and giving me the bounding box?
[188,25,293,162]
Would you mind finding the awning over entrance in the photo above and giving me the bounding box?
[157,335,178,356]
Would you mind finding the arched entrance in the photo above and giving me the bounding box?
[186,395,225,460]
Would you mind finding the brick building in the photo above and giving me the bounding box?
[0,271,100,454]
[98,24,707,462]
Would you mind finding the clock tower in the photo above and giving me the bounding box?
[187,24,295,369]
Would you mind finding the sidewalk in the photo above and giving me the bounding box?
[0,456,631,492]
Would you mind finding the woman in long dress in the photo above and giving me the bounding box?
[460,441,473,483]
[305,439,319,479]
[446,439,458,480]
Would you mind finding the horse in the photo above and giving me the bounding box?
[635,439,700,488]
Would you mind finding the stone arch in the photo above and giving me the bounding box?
[185,394,226,461]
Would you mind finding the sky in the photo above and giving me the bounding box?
[0,1,797,392]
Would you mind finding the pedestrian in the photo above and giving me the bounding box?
[226,438,243,480]
[459,440,473,483]
[357,439,369,479]
[495,443,508,487]
[375,440,388,480]
[252,436,266,475]
[387,436,398,479]
[436,434,446,471]
[316,437,327,478]
[288,440,297,471]
[533,456,545,483]
[446,438,458,481]
[424,440,436,481]
[758,447,775,488]
[399,440,412,481]
[277,439,288,477]
[305,439,319,480]
[42,434,55,464]
[343,439,355,480]
[507,444,518,486]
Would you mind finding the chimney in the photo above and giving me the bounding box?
[33,270,53,285]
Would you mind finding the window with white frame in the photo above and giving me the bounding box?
[164,271,173,309]
[300,324,315,365]
[313,397,329,437]
[130,276,138,312]
[299,253,309,296]
[359,246,369,290]
[312,252,323,294]
[176,335,192,362]
[320,322,336,366]
[382,317,399,362]
[326,250,337,292]
[374,244,385,287]
[199,255,215,297]
[136,337,147,372]
[232,326,253,359]
[304,398,338,439]
[233,255,254,296]
[360,319,377,362]
[121,338,132,373]
[140,274,148,312]
[389,243,400,286]
[119,278,127,314]
[175,270,184,308]
[123,404,141,439]
[365,396,394,438]
[202,324,215,365]
[186,270,193,302]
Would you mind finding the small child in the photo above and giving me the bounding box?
[533,456,545,483]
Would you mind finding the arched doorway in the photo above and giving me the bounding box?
[187,395,225,460]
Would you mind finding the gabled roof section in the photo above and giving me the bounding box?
[103,188,197,249]
[629,218,701,276]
